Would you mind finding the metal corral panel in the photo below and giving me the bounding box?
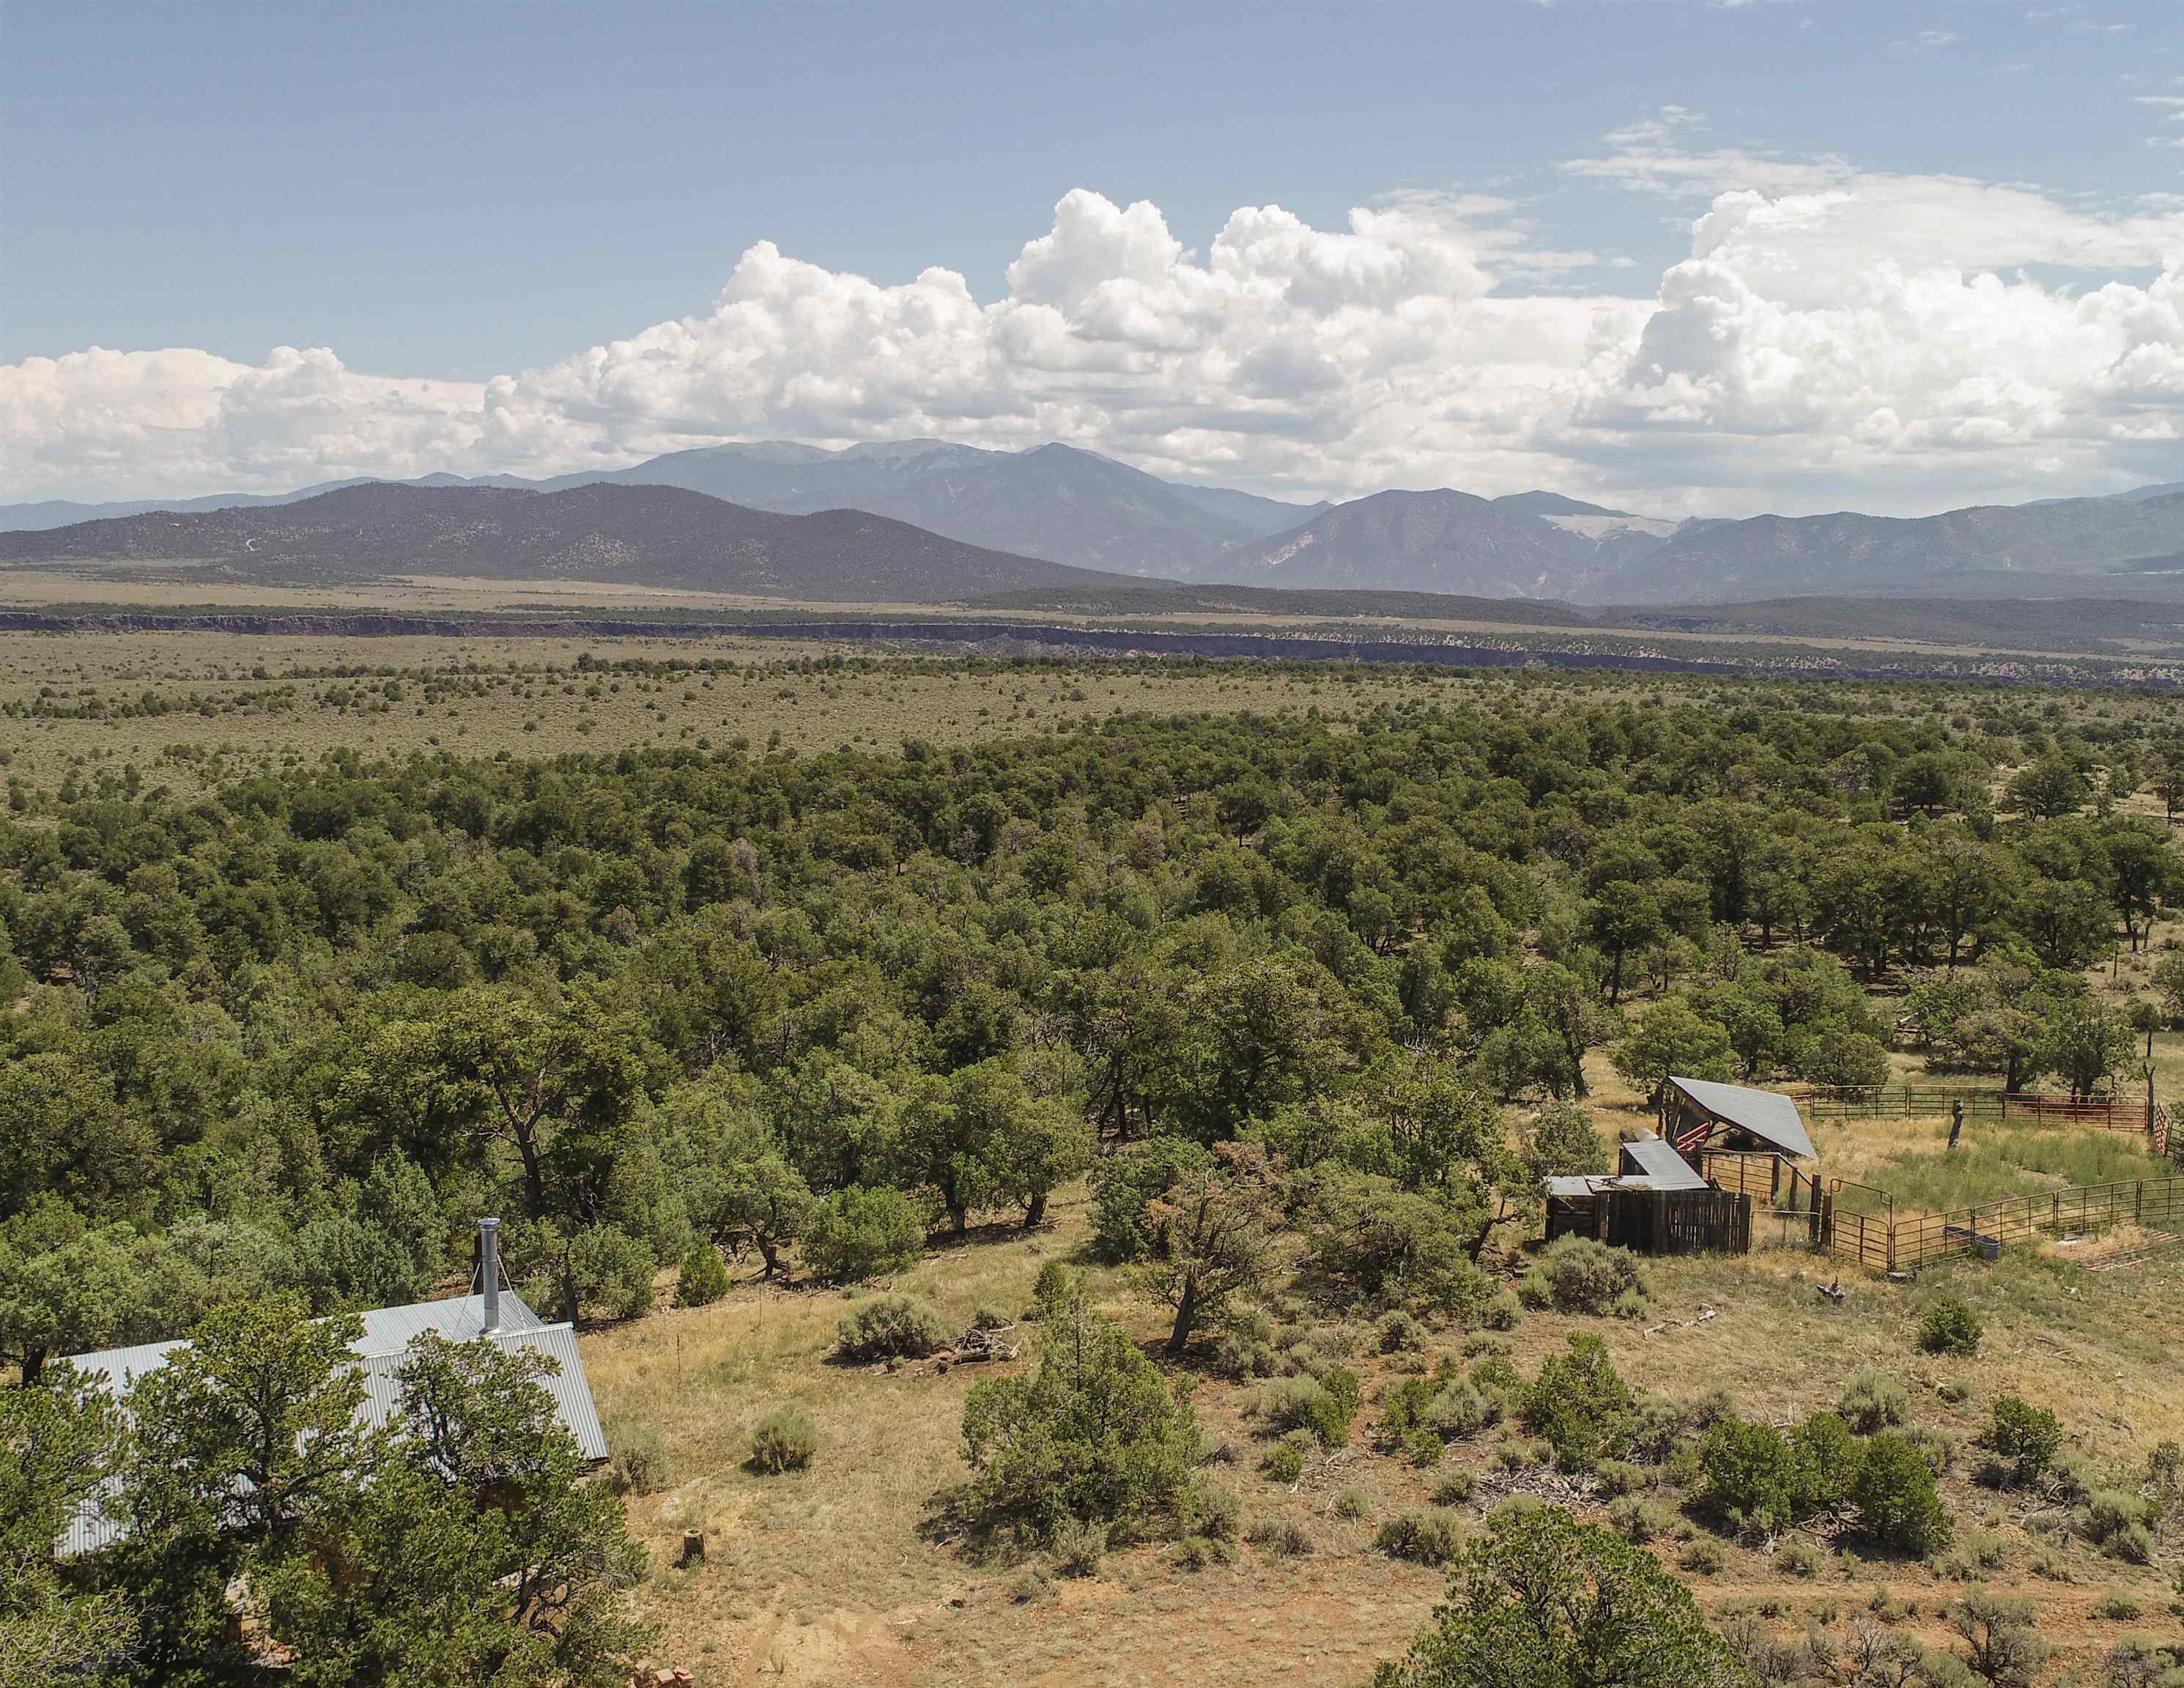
[1669,1076,1817,1160]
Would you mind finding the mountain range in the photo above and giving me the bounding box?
[0,481,1142,601]
[4,437,2182,606]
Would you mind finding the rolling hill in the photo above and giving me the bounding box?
[0,440,1320,577]
[1618,489,2184,602]
[0,482,1149,602]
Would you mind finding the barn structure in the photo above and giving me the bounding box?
[57,1219,606,1558]
[1543,1076,1815,1256]
[1658,1074,1817,1161]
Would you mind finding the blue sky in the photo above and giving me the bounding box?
[6,1,2182,511]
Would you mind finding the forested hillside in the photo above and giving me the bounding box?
[6,671,2181,1379]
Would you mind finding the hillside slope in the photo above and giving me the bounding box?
[1213,489,1638,596]
[574,439,1314,575]
[0,481,1147,601]
[1622,491,2184,602]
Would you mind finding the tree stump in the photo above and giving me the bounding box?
[678,1530,706,1568]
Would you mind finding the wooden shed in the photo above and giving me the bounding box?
[1542,1133,1750,1256]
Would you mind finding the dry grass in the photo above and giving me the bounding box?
[577,1161,2184,1685]
[0,632,1452,799]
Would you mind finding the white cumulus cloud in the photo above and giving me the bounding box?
[7,136,2184,518]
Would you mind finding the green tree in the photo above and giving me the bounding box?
[1525,1101,1606,1180]
[0,1374,133,1688]
[1141,1141,1284,1352]
[1369,1506,1750,1688]
[261,1332,650,1687]
[2007,755,2090,819]
[1586,884,1662,1006]
[1610,998,1736,1106]
[958,1281,1202,1542]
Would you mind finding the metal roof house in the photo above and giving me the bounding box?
[58,1220,607,1558]
[1660,1076,1817,1161]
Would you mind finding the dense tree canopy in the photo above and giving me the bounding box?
[0,672,2172,1370]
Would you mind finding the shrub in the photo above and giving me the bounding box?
[1519,1335,1635,1472]
[1265,1436,1307,1484]
[2092,1590,2144,1621]
[1839,1371,1909,1433]
[1031,1259,1078,1307]
[1377,1310,1426,1353]
[1609,1495,1675,1544]
[1903,1424,1957,1478]
[1596,1460,1650,1498]
[749,1406,818,1474]
[1947,1594,2049,1687]
[1851,1434,1951,1556]
[1431,1470,1475,1506]
[1333,1487,1369,1521]
[1426,1380,1500,1442]
[1699,1418,1799,1534]
[1679,1540,1726,1575]
[1188,1481,1240,1541]
[834,1294,951,1363]
[1919,1296,1983,1358]
[1517,1235,1650,1316]
[959,1285,1202,1542]
[608,1420,670,1495]
[1375,1507,1466,1565]
[2086,1491,2155,1562]
[1936,1378,1972,1406]
[1405,1429,1444,1468]
[1982,1396,2062,1489]
[1051,1517,1105,1577]
[1248,1517,1314,1558]
[676,1240,730,1308]
[1779,1539,1823,1577]
[1480,1288,1521,1330]
[1789,1413,1862,1515]
[1256,1376,1328,1435]
[800,1185,925,1283]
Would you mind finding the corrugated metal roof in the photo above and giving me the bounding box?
[354,1324,607,1460]
[1670,1076,1817,1160]
[58,1290,599,1559]
[1620,1136,1709,1191]
[352,1289,546,1352]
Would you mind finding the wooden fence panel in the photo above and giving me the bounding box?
[1600,1188,1751,1256]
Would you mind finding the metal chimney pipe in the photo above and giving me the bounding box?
[479,1218,501,1333]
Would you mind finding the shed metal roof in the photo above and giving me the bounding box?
[1619,1136,1710,1191]
[57,1290,601,1558]
[1668,1076,1817,1160]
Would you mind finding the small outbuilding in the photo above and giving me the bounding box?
[1659,1075,1816,1162]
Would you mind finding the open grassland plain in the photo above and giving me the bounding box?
[0,632,1434,800]
[7,629,2184,807]
[583,1185,2184,1688]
